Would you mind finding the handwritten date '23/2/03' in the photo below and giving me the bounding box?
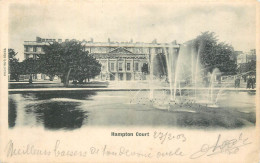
[153,131,187,144]
[190,133,252,159]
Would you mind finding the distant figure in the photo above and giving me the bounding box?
[246,76,249,88]
[247,76,252,89]
[235,77,240,88]
[29,75,33,84]
[251,76,255,89]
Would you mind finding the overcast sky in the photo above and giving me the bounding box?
[8,1,256,60]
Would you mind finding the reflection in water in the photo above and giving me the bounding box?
[21,91,97,100]
[8,98,17,128]
[8,91,256,130]
[9,92,93,130]
[29,102,87,130]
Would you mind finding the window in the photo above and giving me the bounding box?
[110,63,115,71]
[37,47,42,52]
[29,47,33,52]
[118,63,123,71]
[135,62,139,71]
[126,63,131,71]
[144,48,149,53]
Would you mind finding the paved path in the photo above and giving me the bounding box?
[8,87,256,92]
[8,80,61,83]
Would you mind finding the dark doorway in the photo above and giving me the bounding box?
[118,73,124,80]
[110,73,115,81]
[126,73,132,80]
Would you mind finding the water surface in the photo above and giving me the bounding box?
[8,90,256,130]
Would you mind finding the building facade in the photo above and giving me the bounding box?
[236,49,256,66]
[24,37,180,81]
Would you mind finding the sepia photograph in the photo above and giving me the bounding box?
[1,0,259,162]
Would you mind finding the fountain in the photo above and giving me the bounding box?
[126,38,255,113]
[148,48,156,100]
[133,41,228,111]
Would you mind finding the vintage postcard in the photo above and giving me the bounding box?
[0,0,259,162]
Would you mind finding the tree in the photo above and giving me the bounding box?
[70,54,101,83]
[153,54,167,78]
[190,31,237,76]
[39,40,101,86]
[20,58,41,83]
[38,42,63,81]
[8,49,21,81]
[238,60,256,77]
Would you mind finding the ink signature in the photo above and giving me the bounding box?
[190,133,251,159]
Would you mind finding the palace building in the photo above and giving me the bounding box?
[24,37,180,81]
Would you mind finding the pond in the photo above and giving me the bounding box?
[8,90,256,130]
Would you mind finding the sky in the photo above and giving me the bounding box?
[8,1,256,60]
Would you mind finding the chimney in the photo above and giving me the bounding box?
[152,39,157,44]
[172,40,177,44]
[130,38,133,43]
[108,38,110,43]
[36,37,42,43]
[90,38,94,43]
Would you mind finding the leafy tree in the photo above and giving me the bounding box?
[153,54,167,78]
[20,58,41,83]
[190,31,237,76]
[20,58,40,74]
[70,54,101,83]
[9,49,41,83]
[8,49,21,81]
[38,42,63,81]
[39,40,101,86]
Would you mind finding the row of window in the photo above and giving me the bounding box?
[84,47,165,54]
[25,46,174,54]
[25,46,42,52]
[41,39,56,42]
[103,62,141,72]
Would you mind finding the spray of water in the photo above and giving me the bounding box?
[194,47,201,100]
[149,48,156,100]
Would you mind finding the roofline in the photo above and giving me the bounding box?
[24,41,180,48]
